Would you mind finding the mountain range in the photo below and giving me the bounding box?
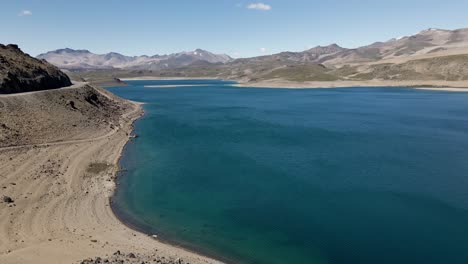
[37,49,232,71]
[37,27,468,85]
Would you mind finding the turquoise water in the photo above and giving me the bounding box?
[108,80,468,264]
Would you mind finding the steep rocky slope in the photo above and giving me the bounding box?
[0,44,71,94]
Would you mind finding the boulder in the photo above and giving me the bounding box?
[3,196,13,203]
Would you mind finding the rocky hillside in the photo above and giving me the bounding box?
[37,48,232,71]
[353,54,468,81]
[0,44,72,94]
[0,83,134,147]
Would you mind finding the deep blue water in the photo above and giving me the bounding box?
[108,80,468,264]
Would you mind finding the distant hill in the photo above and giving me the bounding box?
[0,44,72,94]
[315,28,468,66]
[37,48,233,71]
[224,28,468,67]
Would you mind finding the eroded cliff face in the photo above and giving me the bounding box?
[0,44,72,94]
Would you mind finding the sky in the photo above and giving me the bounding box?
[1,0,468,58]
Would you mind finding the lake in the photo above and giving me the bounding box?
[108,80,468,264]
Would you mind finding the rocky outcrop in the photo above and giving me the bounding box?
[80,251,191,264]
[0,44,72,94]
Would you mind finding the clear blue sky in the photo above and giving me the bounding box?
[1,0,468,58]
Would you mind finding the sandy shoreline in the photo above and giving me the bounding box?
[233,79,468,90]
[414,87,468,92]
[119,77,468,91]
[0,86,223,264]
[120,77,222,81]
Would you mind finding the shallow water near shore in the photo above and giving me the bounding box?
[108,80,468,264]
